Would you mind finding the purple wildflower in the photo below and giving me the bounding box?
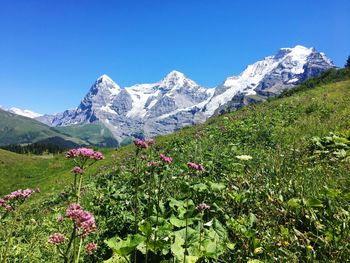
[86,242,97,255]
[66,148,104,160]
[48,233,65,245]
[66,203,96,237]
[196,202,210,211]
[133,139,148,149]
[160,154,173,164]
[187,162,205,171]
[71,166,84,174]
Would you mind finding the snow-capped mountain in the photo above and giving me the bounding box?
[204,45,334,116]
[38,70,214,141]
[36,45,334,142]
[5,107,42,118]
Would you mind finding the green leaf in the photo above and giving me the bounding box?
[306,198,324,208]
[192,183,208,192]
[208,182,226,193]
[170,216,187,227]
[287,198,301,209]
[185,256,199,263]
[105,234,146,256]
[171,233,185,261]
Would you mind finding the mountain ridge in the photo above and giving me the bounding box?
[8,45,335,143]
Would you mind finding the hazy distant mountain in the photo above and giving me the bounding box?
[0,108,85,146]
[33,45,334,143]
[2,107,43,118]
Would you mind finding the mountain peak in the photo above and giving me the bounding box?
[165,70,185,78]
[273,45,315,61]
[158,70,197,89]
[96,74,114,83]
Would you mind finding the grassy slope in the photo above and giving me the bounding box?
[0,109,87,146]
[0,148,119,196]
[94,79,350,261]
[56,122,119,147]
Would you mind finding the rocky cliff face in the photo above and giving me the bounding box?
[38,71,213,141]
[36,45,334,142]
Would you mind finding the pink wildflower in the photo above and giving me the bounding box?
[92,151,104,160]
[86,242,97,255]
[72,166,84,174]
[196,202,210,211]
[66,203,96,237]
[133,139,148,149]
[187,162,205,171]
[48,233,65,245]
[160,154,173,164]
[66,148,104,160]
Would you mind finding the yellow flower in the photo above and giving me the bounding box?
[254,247,263,254]
[236,155,253,161]
[306,245,313,250]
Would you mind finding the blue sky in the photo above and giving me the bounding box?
[0,0,349,114]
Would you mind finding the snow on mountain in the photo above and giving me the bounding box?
[7,107,42,118]
[204,45,334,116]
[35,45,334,142]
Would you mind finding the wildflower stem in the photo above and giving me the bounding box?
[64,226,76,263]
[154,169,163,253]
[198,212,203,255]
[134,150,140,263]
[77,172,83,203]
[75,237,83,263]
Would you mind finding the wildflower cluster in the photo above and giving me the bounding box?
[133,139,148,149]
[48,233,65,245]
[196,202,210,211]
[187,162,205,171]
[66,148,104,160]
[0,188,39,211]
[160,153,173,164]
[86,242,97,255]
[71,166,84,174]
[66,203,96,237]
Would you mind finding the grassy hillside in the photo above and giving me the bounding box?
[0,147,119,196]
[0,109,87,146]
[56,122,119,148]
[95,79,350,262]
[1,77,350,262]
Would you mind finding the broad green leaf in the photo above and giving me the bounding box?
[185,256,199,263]
[170,216,187,227]
[105,234,146,256]
[208,182,226,192]
[306,198,324,208]
[287,198,301,209]
[171,233,185,261]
